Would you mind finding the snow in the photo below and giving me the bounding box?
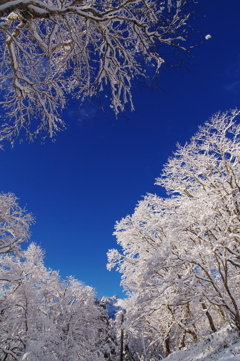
[0,274,22,282]
[162,325,240,361]
[205,34,212,40]
[27,5,48,14]
[0,0,23,13]
[101,295,126,319]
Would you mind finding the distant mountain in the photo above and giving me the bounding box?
[100,295,126,319]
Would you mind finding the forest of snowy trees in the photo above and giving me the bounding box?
[0,245,118,360]
[1,109,240,360]
[0,194,116,360]
[1,0,240,360]
[108,109,240,359]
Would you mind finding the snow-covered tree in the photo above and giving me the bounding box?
[108,109,240,357]
[0,192,32,257]
[0,243,117,360]
[0,243,56,360]
[155,109,240,330]
[0,0,194,143]
[0,192,117,359]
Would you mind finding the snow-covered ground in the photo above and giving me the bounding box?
[164,325,240,361]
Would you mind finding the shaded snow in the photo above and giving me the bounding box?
[163,325,240,361]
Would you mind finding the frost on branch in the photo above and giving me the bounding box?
[0,243,117,361]
[0,0,194,143]
[0,192,33,255]
[107,109,240,357]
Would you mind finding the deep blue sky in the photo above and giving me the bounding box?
[0,0,240,298]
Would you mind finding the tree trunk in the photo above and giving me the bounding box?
[201,302,217,333]
[164,336,171,357]
[119,313,124,361]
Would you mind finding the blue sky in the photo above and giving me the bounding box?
[0,0,240,298]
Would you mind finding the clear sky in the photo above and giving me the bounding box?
[0,0,240,298]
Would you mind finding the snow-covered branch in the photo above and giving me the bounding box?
[0,193,33,254]
[0,0,194,143]
[108,110,240,356]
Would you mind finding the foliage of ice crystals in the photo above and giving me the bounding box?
[0,0,193,143]
[108,109,240,359]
